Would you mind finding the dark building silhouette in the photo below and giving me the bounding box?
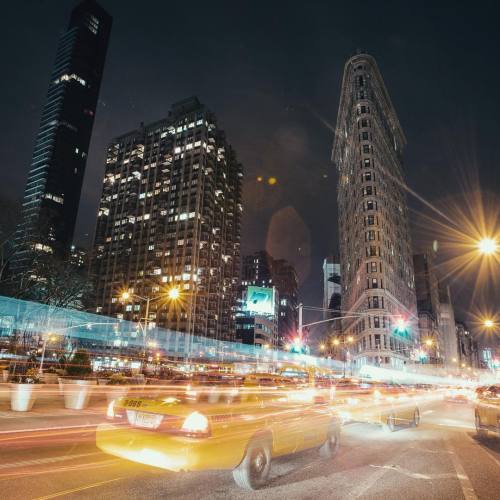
[13,0,112,272]
[413,251,442,364]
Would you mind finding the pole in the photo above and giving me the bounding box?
[143,297,150,365]
[298,303,303,337]
[39,337,47,374]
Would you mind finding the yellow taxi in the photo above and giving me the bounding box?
[474,384,500,437]
[334,379,420,431]
[96,374,341,490]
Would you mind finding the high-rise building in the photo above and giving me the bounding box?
[322,256,341,319]
[438,283,459,367]
[13,1,112,271]
[332,53,417,371]
[456,321,480,369]
[413,252,442,364]
[91,97,243,344]
[241,250,298,345]
[235,285,279,348]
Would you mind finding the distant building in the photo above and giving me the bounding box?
[91,97,243,344]
[235,286,279,348]
[70,245,87,269]
[241,251,298,345]
[456,321,480,369]
[413,252,442,364]
[332,52,417,371]
[13,0,112,273]
[438,283,459,367]
[323,255,341,320]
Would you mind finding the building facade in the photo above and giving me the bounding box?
[13,0,111,271]
[91,97,243,345]
[332,53,417,371]
[413,252,442,364]
[438,283,459,367]
[241,251,298,345]
[456,321,480,369]
[323,256,342,320]
[235,285,279,348]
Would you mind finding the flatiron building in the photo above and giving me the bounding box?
[332,53,417,370]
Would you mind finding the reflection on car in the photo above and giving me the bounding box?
[475,384,500,437]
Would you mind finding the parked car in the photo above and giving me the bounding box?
[475,384,500,437]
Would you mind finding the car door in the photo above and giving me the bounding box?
[486,385,500,428]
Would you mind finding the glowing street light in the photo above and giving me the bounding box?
[319,344,325,351]
[483,319,494,328]
[121,291,131,301]
[167,287,181,300]
[332,338,340,346]
[347,335,354,343]
[424,339,434,347]
[477,237,498,255]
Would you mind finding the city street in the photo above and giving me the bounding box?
[1,400,499,500]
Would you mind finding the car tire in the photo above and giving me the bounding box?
[232,435,272,490]
[383,413,397,433]
[320,423,340,459]
[411,408,420,428]
[475,412,487,438]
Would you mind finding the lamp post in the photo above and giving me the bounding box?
[120,286,183,364]
[39,334,58,374]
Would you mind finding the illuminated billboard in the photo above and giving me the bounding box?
[245,286,275,315]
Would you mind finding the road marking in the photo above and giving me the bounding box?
[464,432,500,468]
[0,423,99,436]
[32,477,125,499]
[369,464,430,480]
[422,410,434,415]
[445,438,478,500]
[0,452,101,470]
[346,449,410,499]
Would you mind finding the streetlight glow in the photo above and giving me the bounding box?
[121,291,130,301]
[332,338,340,346]
[347,335,354,343]
[168,287,181,300]
[424,339,433,347]
[477,237,498,255]
[483,318,494,328]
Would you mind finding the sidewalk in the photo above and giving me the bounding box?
[0,383,108,434]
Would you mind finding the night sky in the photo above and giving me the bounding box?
[1,1,498,333]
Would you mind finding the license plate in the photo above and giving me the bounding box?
[132,411,163,429]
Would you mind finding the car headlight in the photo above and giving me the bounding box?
[181,411,209,435]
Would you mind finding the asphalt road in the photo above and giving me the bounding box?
[1,400,499,500]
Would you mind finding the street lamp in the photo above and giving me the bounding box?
[424,339,434,347]
[168,287,181,301]
[39,334,58,374]
[483,319,494,328]
[477,237,498,255]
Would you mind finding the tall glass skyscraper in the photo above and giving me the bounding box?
[13,0,112,272]
[332,53,417,371]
